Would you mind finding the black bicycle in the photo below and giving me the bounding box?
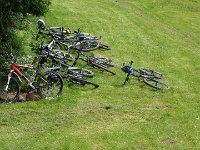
[61,70,99,88]
[72,50,116,75]
[39,41,95,78]
[36,21,110,51]
[121,61,170,90]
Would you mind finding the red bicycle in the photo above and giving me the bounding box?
[0,53,63,104]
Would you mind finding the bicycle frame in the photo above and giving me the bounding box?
[122,65,154,80]
[122,61,165,84]
[0,50,64,103]
[5,61,61,90]
[6,63,36,89]
[72,51,92,66]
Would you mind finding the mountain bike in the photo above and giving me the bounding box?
[0,53,63,104]
[121,61,170,90]
[72,50,116,75]
[37,40,98,87]
[61,70,99,88]
[36,25,110,51]
[70,28,111,51]
[37,30,101,52]
[39,41,95,78]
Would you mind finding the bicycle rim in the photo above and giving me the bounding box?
[37,73,63,99]
[143,78,170,90]
[0,76,20,104]
[94,56,116,67]
[99,43,111,50]
[77,40,100,51]
[68,67,94,77]
[139,68,164,79]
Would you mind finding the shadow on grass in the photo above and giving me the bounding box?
[67,82,99,91]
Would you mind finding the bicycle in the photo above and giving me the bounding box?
[36,21,111,51]
[70,28,111,51]
[39,41,95,78]
[61,70,99,88]
[37,29,101,52]
[37,40,98,87]
[72,49,116,75]
[0,52,63,104]
[121,61,170,90]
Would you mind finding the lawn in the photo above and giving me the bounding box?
[0,0,200,149]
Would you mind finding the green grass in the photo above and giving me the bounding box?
[1,0,200,149]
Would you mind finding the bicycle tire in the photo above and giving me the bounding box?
[75,40,100,51]
[68,67,94,77]
[53,50,74,61]
[94,56,116,67]
[70,76,99,88]
[88,59,116,75]
[36,72,63,99]
[99,43,111,50]
[0,76,20,104]
[80,57,116,75]
[143,78,170,90]
[139,68,164,79]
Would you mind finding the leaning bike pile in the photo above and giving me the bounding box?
[0,19,116,104]
[0,19,170,104]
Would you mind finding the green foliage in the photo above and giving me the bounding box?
[29,39,41,55]
[0,0,51,48]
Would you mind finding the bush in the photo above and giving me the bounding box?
[0,0,51,54]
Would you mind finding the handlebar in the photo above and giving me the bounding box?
[121,60,135,74]
[122,60,133,67]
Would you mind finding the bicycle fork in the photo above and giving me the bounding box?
[3,75,12,92]
[124,73,130,85]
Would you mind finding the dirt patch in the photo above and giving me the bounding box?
[104,106,112,110]
[161,139,176,145]
[26,92,41,101]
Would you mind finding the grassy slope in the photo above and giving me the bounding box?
[0,0,200,149]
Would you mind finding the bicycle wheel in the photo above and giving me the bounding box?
[89,60,116,75]
[0,76,20,104]
[70,76,99,88]
[81,57,116,75]
[99,43,111,50]
[68,67,94,77]
[143,78,170,90]
[53,50,74,61]
[139,68,164,79]
[75,40,100,51]
[94,56,116,67]
[36,72,63,99]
